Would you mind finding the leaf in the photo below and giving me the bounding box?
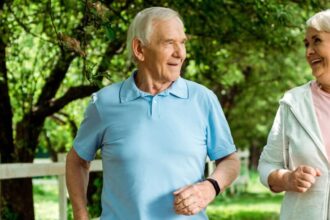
[103,23,115,41]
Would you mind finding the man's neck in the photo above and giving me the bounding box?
[135,72,173,95]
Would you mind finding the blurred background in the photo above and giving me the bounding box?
[1,0,330,219]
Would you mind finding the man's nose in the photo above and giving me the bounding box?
[173,43,186,59]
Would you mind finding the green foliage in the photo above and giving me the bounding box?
[87,174,103,217]
[178,0,330,148]
[2,0,330,218]
[4,0,329,157]
[0,205,19,220]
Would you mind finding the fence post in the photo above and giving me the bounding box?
[58,153,67,220]
[207,159,215,177]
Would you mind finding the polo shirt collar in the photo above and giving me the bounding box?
[120,73,141,103]
[120,72,188,103]
[167,77,188,99]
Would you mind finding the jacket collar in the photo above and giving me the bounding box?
[280,81,326,159]
[119,72,188,103]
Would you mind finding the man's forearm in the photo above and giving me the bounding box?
[66,148,90,219]
[209,152,240,193]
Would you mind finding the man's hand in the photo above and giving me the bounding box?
[284,165,321,193]
[173,180,216,215]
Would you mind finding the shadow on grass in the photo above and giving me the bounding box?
[208,210,279,220]
[207,191,283,220]
[211,191,283,205]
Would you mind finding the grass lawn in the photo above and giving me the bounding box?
[33,178,60,220]
[33,171,283,220]
[207,172,283,220]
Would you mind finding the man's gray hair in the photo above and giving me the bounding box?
[126,7,183,64]
[307,9,330,32]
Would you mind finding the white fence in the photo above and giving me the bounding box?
[0,150,249,219]
[0,154,102,220]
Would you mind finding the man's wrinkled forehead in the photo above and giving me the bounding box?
[150,18,186,41]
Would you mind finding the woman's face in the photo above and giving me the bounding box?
[305,28,330,86]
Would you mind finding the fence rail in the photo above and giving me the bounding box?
[0,150,249,219]
[0,154,102,220]
[0,160,102,180]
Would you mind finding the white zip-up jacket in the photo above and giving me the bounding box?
[258,81,330,220]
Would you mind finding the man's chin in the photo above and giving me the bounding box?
[170,74,181,81]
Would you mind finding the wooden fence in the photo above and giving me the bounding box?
[0,154,102,220]
[0,150,249,219]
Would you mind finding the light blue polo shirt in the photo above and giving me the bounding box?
[73,73,236,220]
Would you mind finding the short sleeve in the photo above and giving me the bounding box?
[206,90,236,160]
[73,96,103,161]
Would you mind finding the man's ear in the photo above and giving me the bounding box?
[132,38,145,62]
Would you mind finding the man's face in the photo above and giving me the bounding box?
[140,17,187,82]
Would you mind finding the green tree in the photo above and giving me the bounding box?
[0,0,329,219]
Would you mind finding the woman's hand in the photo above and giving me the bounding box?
[284,165,321,192]
[269,165,321,193]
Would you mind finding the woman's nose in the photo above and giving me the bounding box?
[306,46,315,57]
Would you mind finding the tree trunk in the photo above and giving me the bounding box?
[249,142,262,170]
[1,179,34,220]
[1,116,43,219]
[0,1,14,164]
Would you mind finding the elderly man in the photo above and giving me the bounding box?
[66,7,240,220]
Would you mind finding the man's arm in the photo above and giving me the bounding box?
[210,152,240,192]
[173,152,240,215]
[66,148,91,220]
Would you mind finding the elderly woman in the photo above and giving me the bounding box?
[258,9,330,220]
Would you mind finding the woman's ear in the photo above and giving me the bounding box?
[132,38,145,62]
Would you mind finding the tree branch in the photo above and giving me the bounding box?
[35,52,76,106]
[35,3,97,108]
[96,37,125,75]
[33,85,99,120]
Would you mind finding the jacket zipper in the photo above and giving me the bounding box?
[287,104,329,220]
[325,177,330,220]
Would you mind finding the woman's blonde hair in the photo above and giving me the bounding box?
[307,9,330,32]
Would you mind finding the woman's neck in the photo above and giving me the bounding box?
[317,81,330,94]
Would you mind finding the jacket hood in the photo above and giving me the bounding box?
[279,81,325,159]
